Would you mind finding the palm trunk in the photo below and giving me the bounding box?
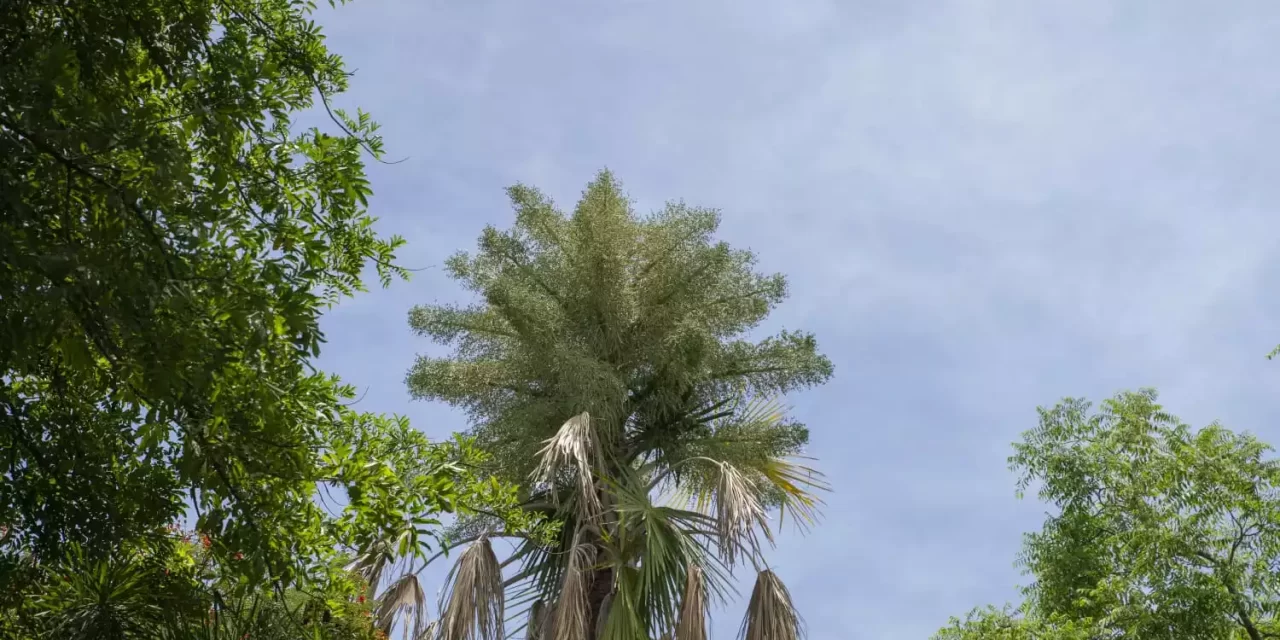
[587,564,614,639]
[588,454,619,639]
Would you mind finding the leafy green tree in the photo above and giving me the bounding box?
[935,390,1280,640]
[2,429,543,640]
[0,0,539,614]
[406,171,834,639]
[933,606,1098,640]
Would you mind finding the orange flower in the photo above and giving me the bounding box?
[357,595,365,604]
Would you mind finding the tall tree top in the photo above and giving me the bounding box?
[407,170,833,479]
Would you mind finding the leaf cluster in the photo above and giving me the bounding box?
[937,390,1280,640]
[0,0,522,607]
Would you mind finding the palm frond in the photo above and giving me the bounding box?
[660,394,828,556]
[376,573,427,640]
[507,510,580,618]
[532,412,601,523]
[674,564,707,640]
[731,394,787,430]
[524,600,546,640]
[419,618,440,640]
[549,531,597,640]
[609,467,735,635]
[598,568,645,640]
[756,456,828,534]
[347,539,397,594]
[438,537,505,640]
[39,544,168,640]
[710,461,773,569]
[738,570,804,640]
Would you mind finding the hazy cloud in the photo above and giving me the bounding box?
[313,0,1280,636]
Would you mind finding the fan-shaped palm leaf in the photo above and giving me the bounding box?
[607,466,734,636]
[757,457,828,534]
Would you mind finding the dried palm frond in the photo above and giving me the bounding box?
[532,412,601,522]
[418,619,440,640]
[376,573,427,640]
[550,532,597,640]
[438,537,505,640]
[674,563,707,640]
[710,462,772,569]
[525,600,545,640]
[346,539,396,593]
[738,570,803,640]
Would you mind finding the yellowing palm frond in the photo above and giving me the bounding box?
[757,456,828,534]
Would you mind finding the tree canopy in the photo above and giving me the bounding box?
[0,0,537,613]
[935,390,1280,640]
[406,172,833,639]
[407,171,832,482]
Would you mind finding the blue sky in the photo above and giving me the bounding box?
[311,1,1280,637]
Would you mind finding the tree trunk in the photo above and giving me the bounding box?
[587,564,614,639]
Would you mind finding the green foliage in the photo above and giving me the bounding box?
[0,0,398,577]
[407,170,832,482]
[0,0,544,621]
[933,606,1098,640]
[407,172,833,639]
[5,534,381,640]
[935,390,1280,640]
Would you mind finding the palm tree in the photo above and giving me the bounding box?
[399,171,835,640]
[503,403,826,640]
[356,403,825,640]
